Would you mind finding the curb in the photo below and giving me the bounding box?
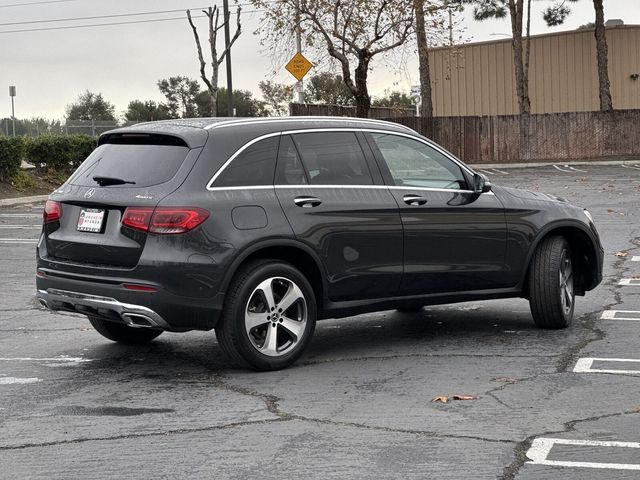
[0,195,49,207]
[471,159,640,169]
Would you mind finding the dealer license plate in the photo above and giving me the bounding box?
[77,208,105,233]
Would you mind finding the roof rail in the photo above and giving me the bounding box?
[203,116,415,132]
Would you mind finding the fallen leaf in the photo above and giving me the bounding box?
[615,251,629,257]
[431,396,449,403]
[493,377,518,383]
[607,209,615,213]
[452,394,480,401]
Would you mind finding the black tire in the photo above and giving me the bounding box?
[88,317,163,344]
[215,259,317,371]
[528,236,575,329]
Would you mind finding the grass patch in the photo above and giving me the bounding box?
[8,170,37,192]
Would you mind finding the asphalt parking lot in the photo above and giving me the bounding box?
[1,163,640,479]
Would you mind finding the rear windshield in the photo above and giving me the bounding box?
[70,143,190,188]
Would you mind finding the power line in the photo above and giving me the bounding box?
[0,0,76,8]
[0,2,256,26]
[0,8,263,34]
[0,14,208,34]
[0,7,208,26]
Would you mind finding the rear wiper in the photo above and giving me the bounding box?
[92,176,136,187]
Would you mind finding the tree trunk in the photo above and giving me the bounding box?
[414,0,433,118]
[509,0,530,115]
[593,0,613,111]
[354,54,371,118]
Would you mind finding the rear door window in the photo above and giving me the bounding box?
[71,143,190,188]
[290,132,373,186]
[212,136,279,187]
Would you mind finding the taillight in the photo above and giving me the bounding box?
[122,208,154,231]
[122,207,209,234]
[43,200,62,223]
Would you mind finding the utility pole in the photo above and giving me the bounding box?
[9,86,16,136]
[223,0,234,116]
[294,0,304,104]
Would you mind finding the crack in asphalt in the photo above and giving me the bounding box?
[0,417,292,451]
[499,232,640,479]
[499,409,640,480]
[300,352,562,366]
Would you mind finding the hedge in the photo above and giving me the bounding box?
[26,134,97,173]
[0,136,25,181]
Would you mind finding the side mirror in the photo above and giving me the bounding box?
[473,173,492,194]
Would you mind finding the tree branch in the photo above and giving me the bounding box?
[187,9,215,93]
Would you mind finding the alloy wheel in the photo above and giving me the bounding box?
[244,277,307,357]
[559,250,574,315]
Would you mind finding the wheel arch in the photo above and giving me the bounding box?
[220,238,327,315]
[521,221,600,297]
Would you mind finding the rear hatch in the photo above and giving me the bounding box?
[43,131,204,268]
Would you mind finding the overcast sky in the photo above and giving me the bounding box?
[2,0,639,120]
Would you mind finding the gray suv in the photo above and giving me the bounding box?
[37,117,603,370]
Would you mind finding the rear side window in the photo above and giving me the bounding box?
[291,132,373,186]
[71,144,190,188]
[275,135,308,185]
[213,136,279,187]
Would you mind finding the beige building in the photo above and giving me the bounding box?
[429,24,640,116]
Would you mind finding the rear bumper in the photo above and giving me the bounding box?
[36,269,223,331]
[38,288,171,330]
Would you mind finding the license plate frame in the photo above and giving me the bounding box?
[77,208,105,233]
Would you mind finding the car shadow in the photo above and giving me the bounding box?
[70,301,577,377]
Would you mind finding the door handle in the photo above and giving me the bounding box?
[403,194,427,206]
[294,196,322,208]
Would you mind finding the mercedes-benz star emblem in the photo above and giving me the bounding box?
[84,188,95,199]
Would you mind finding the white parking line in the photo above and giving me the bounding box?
[0,376,42,385]
[0,239,38,244]
[527,438,640,471]
[618,279,640,286]
[0,356,92,364]
[552,165,573,173]
[491,168,509,174]
[0,225,41,229]
[622,164,640,171]
[601,310,640,321]
[632,256,640,262]
[574,358,640,375]
[478,169,495,175]
[0,214,41,218]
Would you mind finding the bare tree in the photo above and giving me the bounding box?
[463,0,531,115]
[543,0,612,111]
[187,5,241,117]
[414,0,451,117]
[414,0,434,118]
[592,0,612,111]
[254,0,414,118]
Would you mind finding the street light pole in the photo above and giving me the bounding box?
[9,86,16,137]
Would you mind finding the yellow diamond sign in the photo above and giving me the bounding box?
[285,52,313,81]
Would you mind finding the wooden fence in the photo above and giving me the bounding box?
[290,103,415,119]
[386,111,640,164]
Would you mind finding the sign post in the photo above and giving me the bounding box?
[9,86,16,137]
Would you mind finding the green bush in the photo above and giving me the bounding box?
[0,136,25,182]
[25,134,96,173]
